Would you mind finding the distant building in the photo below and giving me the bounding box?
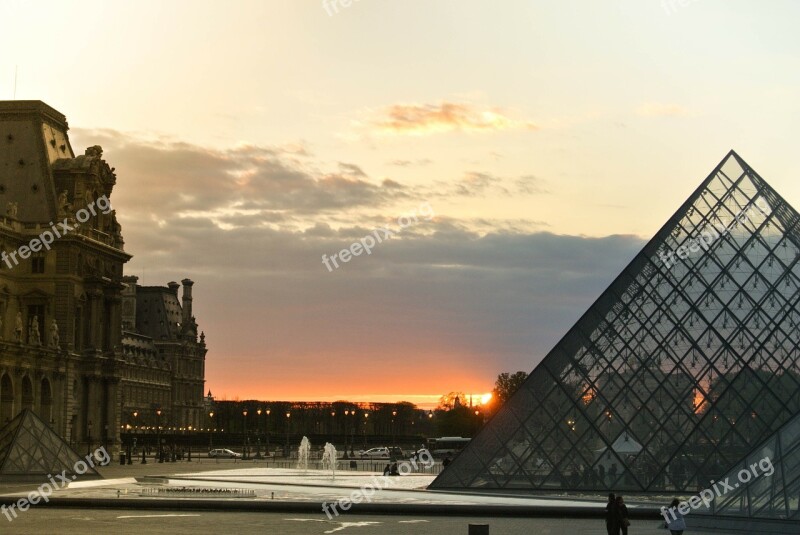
[120,277,207,430]
[0,100,206,451]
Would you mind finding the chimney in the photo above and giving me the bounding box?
[181,278,194,325]
[167,281,180,295]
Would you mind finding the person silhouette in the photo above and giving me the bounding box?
[605,492,621,535]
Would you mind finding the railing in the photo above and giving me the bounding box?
[140,487,256,498]
[77,226,116,247]
[179,456,443,475]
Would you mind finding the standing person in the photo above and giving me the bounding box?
[616,495,630,535]
[605,492,620,535]
[666,498,686,534]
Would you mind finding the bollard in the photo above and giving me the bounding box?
[468,524,489,535]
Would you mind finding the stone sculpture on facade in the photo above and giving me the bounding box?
[29,316,41,346]
[14,312,22,342]
[50,319,60,349]
[57,190,70,217]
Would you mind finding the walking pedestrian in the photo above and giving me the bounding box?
[605,492,620,535]
[665,498,686,534]
[616,495,629,535]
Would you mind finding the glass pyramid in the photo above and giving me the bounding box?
[696,406,800,520]
[0,409,100,479]
[431,151,800,493]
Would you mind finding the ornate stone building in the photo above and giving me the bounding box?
[120,277,207,431]
[0,100,206,451]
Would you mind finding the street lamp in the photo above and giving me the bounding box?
[187,426,193,462]
[255,408,263,459]
[392,410,397,448]
[208,411,215,450]
[350,410,356,456]
[363,412,369,449]
[156,409,163,463]
[134,411,147,464]
[285,412,291,456]
[243,409,249,460]
[265,409,271,457]
[343,410,350,458]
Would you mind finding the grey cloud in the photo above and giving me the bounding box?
[388,159,433,167]
[71,129,405,218]
[71,128,644,393]
[442,171,551,198]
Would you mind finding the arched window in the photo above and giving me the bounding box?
[40,378,53,422]
[1,373,14,423]
[21,376,34,411]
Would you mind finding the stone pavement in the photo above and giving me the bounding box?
[0,509,700,535]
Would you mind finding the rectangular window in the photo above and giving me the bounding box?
[31,254,45,274]
[74,307,83,350]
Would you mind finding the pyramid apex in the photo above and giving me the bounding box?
[0,409,103,480]
[432,152,800,500]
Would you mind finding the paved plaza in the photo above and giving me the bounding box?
[1,509,698,535]
[0,461,728,535]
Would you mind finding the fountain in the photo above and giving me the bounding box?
[322,442,337,481]
[297,436,310,472]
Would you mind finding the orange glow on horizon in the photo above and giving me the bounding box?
[206,355,496,410]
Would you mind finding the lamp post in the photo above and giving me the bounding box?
[187,425,193,462]
[126,415,133,465]
[285,412,291,457]
[156,409,163,463]
[134,411,146,464]
[363,412,369,449]
[265,409,271,457]
[208,411,214,450]
[243,409,249,460]
[343,410,350,459]
[350,410,356,457]
[392,410,397,448]
[255,408,263,459]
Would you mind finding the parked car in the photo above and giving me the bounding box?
[208,448,242,459]
[357,447,390,459]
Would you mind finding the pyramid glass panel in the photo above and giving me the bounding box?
[431,151,800,493]
[0,409,100,479]
[697,408,800,520]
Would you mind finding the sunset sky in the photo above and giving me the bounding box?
[2,0,800,408]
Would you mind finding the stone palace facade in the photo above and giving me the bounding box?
[0,100,206,451]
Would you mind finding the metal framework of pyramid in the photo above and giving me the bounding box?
[0,409,100,479]
[431,151,800,494]
[697,407,800,520]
